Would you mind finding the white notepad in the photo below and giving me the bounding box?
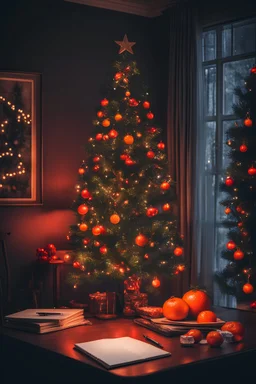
[74,336,171,369]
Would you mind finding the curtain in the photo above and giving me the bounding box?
[166,0,199,295]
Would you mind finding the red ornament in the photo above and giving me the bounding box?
[237,222,243,227]
[114,72,123,81]
[152,277,160,288]
[146,112,154,120]
[144,254,149,259]
[94,241,100,247]
[124,66,130,73]
[157,142,165,150]
[99,225,106,234]
[146,207,158,217]
[163,203,171,211]
[135,234,148,247]
[99,246,108,254]
[248,167,256,175]
[244,118,253,127]
[93,165,100,172]
[234,250,244,260]
[148,127,157,133]
[95,133,103,141]
[242,231,248,237]
[160,182,170,190]
[225,177,234,186]
[83,238,90,245]
[226,240,236,250]
[78,167,85,175]
[129,98,139,107]
[236,206,242,213]
[77,204,89,215]
[103,134,109,141]
[225,207,231,214]
[174,247,183,256]
[92,226,102,236]
[101,98,109,107]
[97,111,104,118]
[125,158,136,166]
[240,144,248,152]
[93,156,100,163]
[81,189,91,199]
[73,261,81,268]
[243,283,254,294]
[108,129,118,138]
[250,300,256,309]
[251,66,256,74]
[143,101,150,109]
[147,150,155,159]
[120,154,128,161]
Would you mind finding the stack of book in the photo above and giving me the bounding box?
[4,308,92,334]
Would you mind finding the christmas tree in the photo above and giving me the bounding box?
[67,35,185,292]
[216,65,256,303]
[0,83,30,198]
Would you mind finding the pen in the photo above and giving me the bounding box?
[143,334,163,348]
[36,312,63,316]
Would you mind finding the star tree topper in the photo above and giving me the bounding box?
[115,34,136,54]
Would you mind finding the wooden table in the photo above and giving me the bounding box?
[1,307,256,384]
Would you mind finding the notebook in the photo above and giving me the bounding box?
[5,308,84,326]
[74,336,171,369]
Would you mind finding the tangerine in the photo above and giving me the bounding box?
[221,321,245,342]
[185,329,203,343]
[197,310,217,323]
[163,297,189,321]
[182,289,211,318]
[206,331,224,347]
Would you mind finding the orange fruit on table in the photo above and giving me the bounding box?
[185,329,203,343]
[206,331,224,347]
[163,297,189,321]
[197,310,217,323]
[221,321,245,342]
[182,289,211,318]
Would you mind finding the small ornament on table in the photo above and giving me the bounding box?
[123,274,148,317]
[180,334,195,347]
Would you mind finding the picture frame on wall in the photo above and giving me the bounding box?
[0,71,42,205]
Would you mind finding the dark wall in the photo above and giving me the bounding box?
[0,0,170,307]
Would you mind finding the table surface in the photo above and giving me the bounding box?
[2,306,256,380]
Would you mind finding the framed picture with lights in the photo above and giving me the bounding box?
[0,71,42,205]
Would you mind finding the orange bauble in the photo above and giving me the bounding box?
[78,168,85,175]
[100,98,109,107]
[163,297,189,321]
[152,277,160,288]
[63,253,70,262]
[185,329,203,343]
[243,283,254,294]
[114,113,123,121]
[160,182,170,190]
[225,207,231,214]
[206,331,224,347]
[182,289,211,318]
[244,118,253,127]
[77,204,89,215]
[221,321,245,342]
[124,135,134,145]
[143,101,150,109]
[79,223,88,232]
[114,72,123,81]
[110,214,120,224]
[97,111,104,118]
[197,310,217,323]
[174,247,183,256]
[135,234,148,247]
[234,250,244,260]
[125,91,131,97]
[163,203,171,211]
[92,225,102,236]
[102,118,110,127]
[227,240,236,250]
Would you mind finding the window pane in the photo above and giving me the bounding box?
[222,24,232,58]
[222,120,237,169]
[223,58,255,115]
[204,66,216,116]
[233,22,256,56]
[202,30,216,61]
[205,121,216,171]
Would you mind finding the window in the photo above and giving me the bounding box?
[202,18,256,306]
